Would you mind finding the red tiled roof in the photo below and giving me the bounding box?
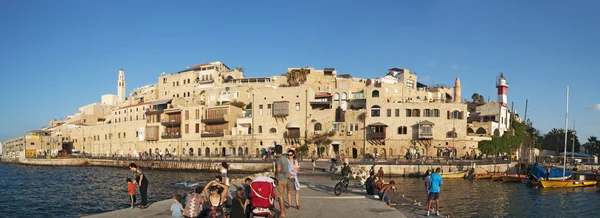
[189,63,210,70]
[315,93,332,98]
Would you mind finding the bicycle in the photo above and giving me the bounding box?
[334,176,349,196]
[329,158,339,174]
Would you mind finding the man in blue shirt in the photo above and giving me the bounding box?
[426,167,443,216]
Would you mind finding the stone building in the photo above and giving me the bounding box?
[3,61,510,159]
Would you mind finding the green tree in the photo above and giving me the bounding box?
[466,93,485,112]
[229,100,246,109]
[583,136,600,155]
[541,128,580,154]
[306,130,336,156]
[284,68,309,86]
[477,120,526,155]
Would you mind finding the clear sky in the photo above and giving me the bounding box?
[1,0,599,143]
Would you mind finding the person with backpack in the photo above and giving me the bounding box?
[183,186,204,218]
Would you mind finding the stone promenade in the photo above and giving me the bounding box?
[83,160,438,218]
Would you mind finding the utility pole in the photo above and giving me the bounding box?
[524,99,529,162]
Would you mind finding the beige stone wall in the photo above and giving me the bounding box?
[19,62,494,161]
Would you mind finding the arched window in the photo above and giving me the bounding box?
[372,90,380,98]
[451,110,461,119]
[476,127,487,135]
[341,92,347,101]
[354,124,359,131]
[334,93,340,104]
[189,148,194,156]
[269,128,277,133]
[397,126,408,134]
[371,105,381,117]
[314,123,322,131]
[258,125,263,133]
[467,128,475,134]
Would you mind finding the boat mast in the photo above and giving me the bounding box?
[563,86,569,178]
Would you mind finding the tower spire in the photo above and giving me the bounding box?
[118,68,126,103]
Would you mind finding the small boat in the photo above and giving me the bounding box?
[476,174,492,179]
[440,171,466,179]
[502,174,527,182]
[540,180,597,188]
[491,175,503,181]
[475,172,503,179]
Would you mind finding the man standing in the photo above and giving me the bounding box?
[274,145,289,217]
[426,167,443,216]
[311,151,317,173]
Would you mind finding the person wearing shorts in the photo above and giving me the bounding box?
[274,145,289,217]
[425,168,443,216]
[377,180,396,206]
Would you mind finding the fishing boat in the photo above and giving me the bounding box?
[440,171,466,179]
[540,87,597,188]
[502,174,527,182]
[476,172,503,179]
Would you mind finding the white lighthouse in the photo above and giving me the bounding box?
[496,72,509,107]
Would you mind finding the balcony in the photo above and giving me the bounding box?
[198,79,214,84]
[161,133,181,139]
[161,119,181,126]
[201,117,227,124]
[368,132,386,139]
[201,132,224,137]
[419,131,434,139]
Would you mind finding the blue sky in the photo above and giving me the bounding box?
[1,0,599,142]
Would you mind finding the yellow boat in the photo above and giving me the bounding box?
[491,175,503,181]
[540,180,597,188]
[476,174,492,179]
[440,171,466,179]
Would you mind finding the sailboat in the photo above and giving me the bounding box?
[540,87,597,188]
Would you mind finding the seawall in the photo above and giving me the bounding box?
[10,158,273,173]
[353,162,516,176]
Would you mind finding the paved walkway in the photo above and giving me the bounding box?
[84,160,436,218]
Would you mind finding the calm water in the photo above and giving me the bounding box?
[0,162,241,218]
[390,177,600,217]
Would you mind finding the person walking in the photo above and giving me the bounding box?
[377,167,385,182]
[425,168,443,216]
[311,151,317,173]
[274,145,290,217]
[129,163,149,209]
[286,150,301,209]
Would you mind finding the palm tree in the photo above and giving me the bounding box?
[584,136,599,155]
[234,66,244,72]
[285,68,309,86]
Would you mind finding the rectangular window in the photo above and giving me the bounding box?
[259,104,263,115]
[123,132,126,138]
[195,123,200,133]
[185,124,189,134]
[386,109,392,117]
[406,109,412,117]
[185,110,189,120]
[267,104,272,115]
[332,123,339,131]
[195,109,200,119]
[296,102,300,111]
[395,109,400,117]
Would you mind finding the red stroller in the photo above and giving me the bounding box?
[250,176,276,218]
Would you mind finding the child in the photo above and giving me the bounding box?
[244,178,252,201]
[171,194,184,218]
[127,178,136,208]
